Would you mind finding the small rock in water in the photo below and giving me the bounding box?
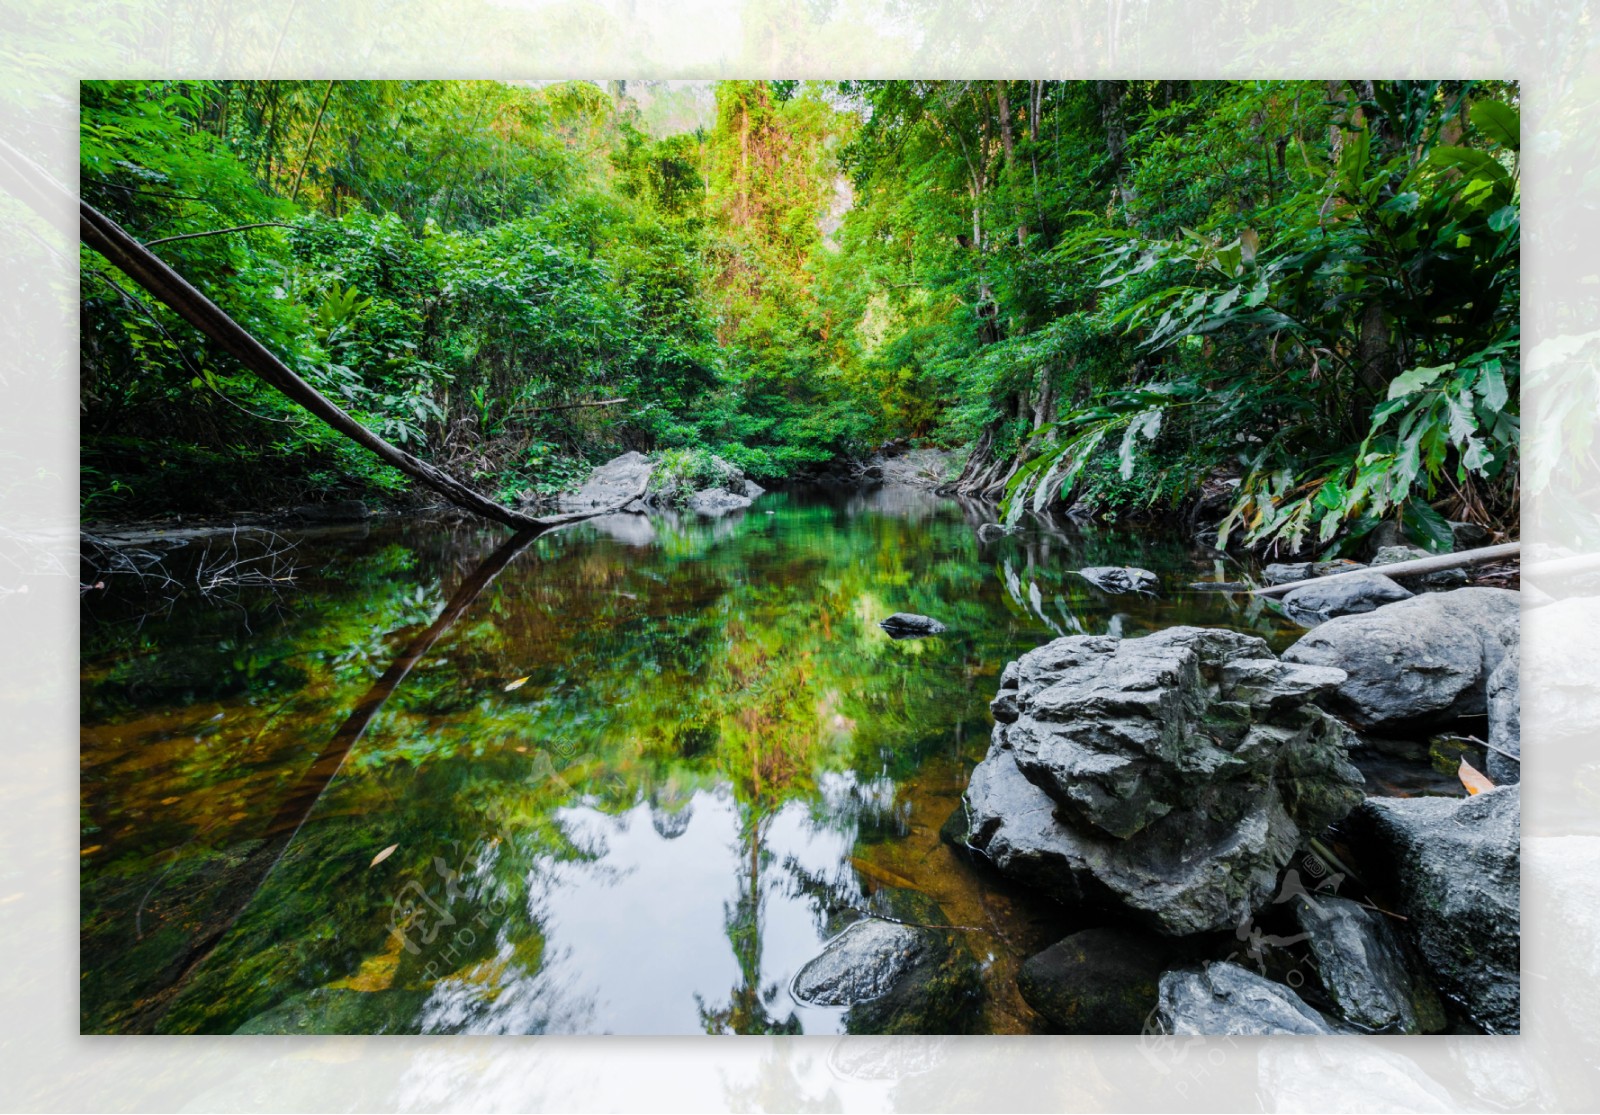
[1188,580,1248,592]
[1279,572,1412,623]
[880,613,947,639]
[1155,962,1342,1035]
[1016,927,1168,1034]
[1075,566,1158,594]
[1347,786,1521,1034]
[793,919,925,1006]
[1293,894,1443,1033]
[792,887,982,1034]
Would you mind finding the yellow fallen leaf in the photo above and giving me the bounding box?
[503,676,530,691]
[1459,758,1496,796]
[369,843,398,867]
[80,845,102,857]
[160,796,180,805]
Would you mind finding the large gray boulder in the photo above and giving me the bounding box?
[1281,588,1519,730]
[1293,895,1443,1033]
[791,888,982,1035]
[1075,566,1158,594]
[1486,639,1520,784]
[959,627,1364,935]
[1155,961,1341,1035]
[1279,572,1412,623]
[557,451,654,512]
[1349,786,1520,1034]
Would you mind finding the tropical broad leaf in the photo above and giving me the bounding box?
[1387,365,1450,400]
[1402,499,1455,553]
[1469,100,1519,151]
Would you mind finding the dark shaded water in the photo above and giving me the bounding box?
[80,487,1305,1035]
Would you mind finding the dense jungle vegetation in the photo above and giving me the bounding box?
[81,78,1520,555]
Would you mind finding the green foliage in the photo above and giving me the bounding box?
[80,79,1519,549]
[997,82,1519,553]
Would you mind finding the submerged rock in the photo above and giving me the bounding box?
[1293,894,1443,1033]
[1016,927,1168,1034]
[792,887,982,1035]
[1187,580,1248,592]
[1281,588,1519,730]
[961,626,1364,935]
[557,451,654,513]
[1155,961,1341,1035]
[1349,786,1521,1034]
[1279,572,1412,623]
[1075,566,1158,594]
[879,613,947,639]
[1486,640,1521,784]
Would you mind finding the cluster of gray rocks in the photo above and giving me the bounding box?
[547,451,766,518]
[956,572,1520,1035]
[792,570,1521,1035]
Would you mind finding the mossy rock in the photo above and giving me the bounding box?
[1016,927,1169,1034]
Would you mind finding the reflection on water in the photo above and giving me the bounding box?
[80,488,1297,1034]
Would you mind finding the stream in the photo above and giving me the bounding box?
[82,486,1317,1035]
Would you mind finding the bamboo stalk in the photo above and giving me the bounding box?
[1252,541,1520,597]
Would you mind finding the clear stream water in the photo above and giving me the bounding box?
[81,486,1316,1035]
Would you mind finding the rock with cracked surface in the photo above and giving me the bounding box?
[961,626,1363,935]
[1349,786,1520,1034]
[1293,894,1444,1033]
[557,451,654,512]
[1155,961,1340,1035]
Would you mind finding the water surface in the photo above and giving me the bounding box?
[80,487,1299,1034]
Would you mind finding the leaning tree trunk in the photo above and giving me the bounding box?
[76,200,562,531]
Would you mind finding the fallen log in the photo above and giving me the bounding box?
[1252,541,1520,597]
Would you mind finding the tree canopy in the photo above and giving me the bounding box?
[81,78,1519,555]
